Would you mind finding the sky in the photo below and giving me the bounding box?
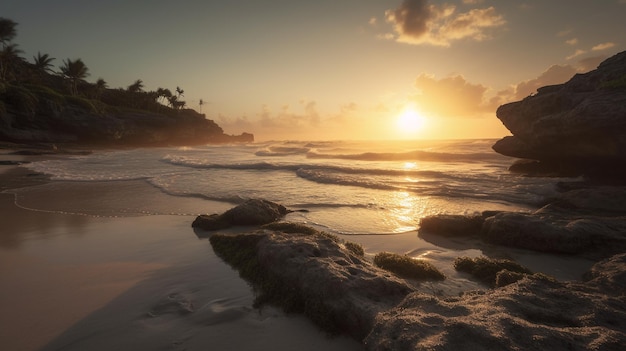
[2,0,625,141]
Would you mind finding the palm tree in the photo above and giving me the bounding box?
[175,86,184,98]
[0,43,23,81]
[59,58,89,95]
[94,78,107,100]
[0,18,17,47]
[0,18,18,81]
[33,52,55,73]
[127,79,144,93]
[199,98,204,113]
[155,87,172,105]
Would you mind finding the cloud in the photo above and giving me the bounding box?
[512,64,578,99]
[413,54,611,117]
[565,38,578,46]
[592,42,616,51]
[576,55,607,71]
[566,49,587,60]
[383,0,505,47]
[503,55,607,101]
[412,74,493,117]
[557,29,572,37]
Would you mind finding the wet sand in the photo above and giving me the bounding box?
[0,160,362,351]
[0,157,596,350]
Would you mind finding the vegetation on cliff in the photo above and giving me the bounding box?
[0,17,253,146]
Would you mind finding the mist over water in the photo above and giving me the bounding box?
[22,139,567,234]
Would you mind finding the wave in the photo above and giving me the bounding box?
[162,155,463,179]
[254,145,311,157]
[306,149,498,163]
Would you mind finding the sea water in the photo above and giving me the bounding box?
[21,139,564,235]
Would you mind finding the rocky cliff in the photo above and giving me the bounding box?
[0,84,253,146]
[493,51,626,179]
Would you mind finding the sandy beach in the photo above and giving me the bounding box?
[0,158,363,351]
[0,152,598,350]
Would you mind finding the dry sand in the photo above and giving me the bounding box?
[0,156,596,350]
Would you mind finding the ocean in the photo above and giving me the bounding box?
[20,139,562,235]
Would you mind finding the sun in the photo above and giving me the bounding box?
[395,105,427,134]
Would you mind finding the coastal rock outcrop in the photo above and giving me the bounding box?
[493,50,626,178]
[0,93,254,146]
[366,258,626,350]
[419,183,626,260]
[205,220,626,349]
[192,199,291,232]
[209,227,415,340]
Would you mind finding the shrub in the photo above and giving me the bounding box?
[345,241,364,257]
[374,252,445,281]
[65,95,99,114]
[2,85,38,116]
[454,256,532,287]
[602,74,626,90]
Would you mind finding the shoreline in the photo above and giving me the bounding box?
[0,155,362,351]
[0,150,612,350]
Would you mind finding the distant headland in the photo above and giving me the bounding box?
[0,17,253,147]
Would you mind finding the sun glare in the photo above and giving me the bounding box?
[396,106,426,135]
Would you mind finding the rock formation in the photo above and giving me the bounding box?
[192,199,291,232]
[0,87,254,146]
[204,217,626,350]
[366,254,626,350]
[209,226,417,340]
[419,183,626,260]
[493,50,626,179]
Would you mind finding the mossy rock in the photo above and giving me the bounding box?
[454,256,532,287]
[261,222,362,255]
[374,252,445,281]
[345,241,364,257]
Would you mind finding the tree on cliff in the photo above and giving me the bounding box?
[0,17,19,82]
[127,79,144,93]
[94,78,107,100]
[0,18,17,47]
[60,58,89,96]
[0,43,23,82]
[33,52,55,73]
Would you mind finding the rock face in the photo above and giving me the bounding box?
[192,199,291,232]
[366,255,626,350]
[419,184,626,260]
[200,200,626,349]
[209,228,414,340]
[493,50,626,178]
[0,98,254,146]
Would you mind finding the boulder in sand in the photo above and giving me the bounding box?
[192,199,290,232]
[209,226,416,340]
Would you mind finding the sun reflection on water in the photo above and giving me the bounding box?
[385,190,425,233]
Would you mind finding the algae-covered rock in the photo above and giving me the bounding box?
[374,252,445,281]
[193,199,291,233]
[453,256,532,287]
[209,226,414,340]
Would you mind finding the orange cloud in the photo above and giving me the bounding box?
[412,74,493,117]
[501,55,607,101]
[566,49,587,60]
[384,0,505,47]
[592,42,615,51]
